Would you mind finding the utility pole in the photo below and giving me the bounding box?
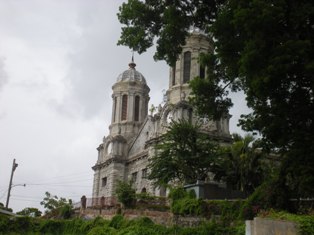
[5,158,18,209]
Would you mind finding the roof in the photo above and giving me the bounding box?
[116,62,146,84]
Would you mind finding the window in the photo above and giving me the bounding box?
[200,65,205,79]
[131,172,137,183]
[172,65,176,86]
[121,95,128,121]
[134,96,140,121]
[142,168,148,179]
[102,177,107,187]
[183,51,191,83]
[113,97,117,122]
[107,142,112,154]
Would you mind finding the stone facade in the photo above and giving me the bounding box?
[92,33,232,199]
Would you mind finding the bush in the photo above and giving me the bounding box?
[80,216,109,233]
[239,179,289,220]
[60,204,73,219]
[115,181,136,208]
[0,215,9,233]
[39,219,65,234]
[172,197,203,215]
[110,215,125,229]
[87,226,117,235]
[168,187,188,201]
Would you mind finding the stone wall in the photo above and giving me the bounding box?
[246,217,298,235]
[79,208,207,227]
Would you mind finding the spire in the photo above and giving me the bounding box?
[128,51,136,69]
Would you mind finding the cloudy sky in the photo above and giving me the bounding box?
[0,0,249,213]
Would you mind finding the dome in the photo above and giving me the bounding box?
[117,62,146,84]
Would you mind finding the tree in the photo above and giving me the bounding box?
[212,134,272,195]
[148,119,220,186]
[16,207,42,217]
[115,181,136,208]
[0,202,12,212]
[117,0,314,198]
[40,192,73,219]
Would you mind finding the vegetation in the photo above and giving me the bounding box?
[212,134,273,195]
[117,0,314,202]
[0,202,12,212]
[0,214,244,235]
[148,119,220,185]
[40,191,73,219]
[16,207,42,217]
[115,181,136,208]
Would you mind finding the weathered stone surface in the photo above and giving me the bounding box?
[92,33,232,199]
[246,217,298,235]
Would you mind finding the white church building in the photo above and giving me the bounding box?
[91,33,232,200]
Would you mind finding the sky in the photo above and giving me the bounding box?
[0,0,250,213]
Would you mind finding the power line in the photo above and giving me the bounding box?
[10,197,40,203]
[24,178,93,185]
[23,171,93,183]
[26,183,91,188]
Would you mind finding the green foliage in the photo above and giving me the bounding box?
[0,214,245,235]
[40,191,73,219]
[110,215,126,229]
[168,187,188,201]
[117,0,314,201]
[239,178,290,220]
[172,197,204,216]
[149,119,220,185]
[169,187,203,216]
[39,219,65,234]
[0,202,13,212]
[79,216,109,234]
[16,207,42,217]
[87,226,117,235]
[202,200,244,224]
[212,134,273,195]
[115,181,136,208]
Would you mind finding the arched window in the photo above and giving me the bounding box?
[172,65,176,86]
[113,97,117,122]
[200,65,205,79]
[183,51,191,83]
[134,96,140,121]
[121,95,128,121]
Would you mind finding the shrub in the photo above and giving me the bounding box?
[110,215,125,229]
[39,219,65,234]
[239,178,290,220]
[172,197,203,215]
[0,215,9,233]
[87,226,117,235]
[80,216,109,233]
[115,181,136,208]
[168,187,188,201]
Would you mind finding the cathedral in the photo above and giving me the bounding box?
[92,33,232,199]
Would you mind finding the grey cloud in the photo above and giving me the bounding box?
[51,1,151,119]
[0,57,8,91]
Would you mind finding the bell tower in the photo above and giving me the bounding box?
[92,59,150,198]
[166,33,213,104]
[109,60,150,141]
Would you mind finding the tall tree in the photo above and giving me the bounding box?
[118,0,314,198]
[16,207,42,217]
[148,119,219,186]
[213,134,272,195]
[40,192,73,219]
